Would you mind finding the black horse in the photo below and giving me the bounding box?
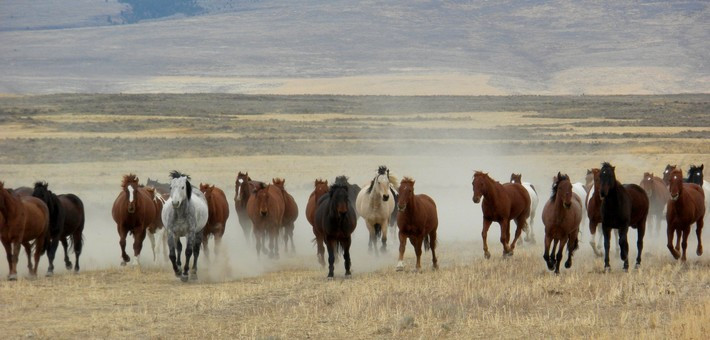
[315,177,357,279]
[32,182,85,274]
[687,164,705,185]
[599,163,649,272]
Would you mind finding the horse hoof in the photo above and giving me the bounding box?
[180,275,189,283]
[565,261,572,269]
[604,267,611,273]
[8,274,17,281]
[344,273,352,279]
[635,263,641,270]
[396,266,404,272]
[120,261,127,266]
[190,274,198,281]
[697,248,703,256]
[327,276,334,281]
[46,271,54,277]
[484,252,491,260]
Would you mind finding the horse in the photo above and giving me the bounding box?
[510,173,538,244]
[1,182,50,280]
[315,177,357,279]
[355,166,398,255]
[306,179,329,266]
[666,168,705,261]
[162,171,209,281]
[246,182,285,259]
[112,174,160,267]
[686,164,710,220]
[587,168,619,256]
[32,182,85,274]
[662,164,677,187]
[234,172,265,242]
[571,179,588,236]
[199,183,230,259]
[146,178,170,195]
[542,173,582,274]
[144,186,168,262]
[639,172,670,236]
[472,171,530,258]
[599,162,649,271]
[395,177,438,272]
[272,178,298,253]
[8,186,33,197]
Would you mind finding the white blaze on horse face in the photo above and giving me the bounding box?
[237,179,244,200]
[127,185,135,203]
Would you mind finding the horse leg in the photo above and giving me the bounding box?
[72,230,83,273]
[681,226,690,262]
[509,217,525,253]
[46,235,60,277]
[60,237,71,270]
[618,226,629,271]
[380,221,388,253]
[589,222,603,257]
[132,227,146,268]
[696,218,704,256]
[118,227,130,266]
[167,232,180,277]
[565,233,578,269]
[410,236,423,272]
[147,230,156,262]
[636,222,646,269]
[396,231,407,271]
[214,233,222,258]
[429,231,439,270]
[674,228,682,252]
[176,238,183,267]
[190,232,202,281]
[326,238,336,279]
[271,227,280,260]
[33,236,46,277]
[202,232,210,261]
[543,234,554,270]
[555,237,568,274]
[289,224,296,253]
[2,239,16,280]
[667,225,680,259]
[316,233,325,267]
[500,220,512,256]
[181,234,193,282]
[602,226,612,271]
[342,238,352,277]
[481,218,492,259]
[254,227,263,258]
[614,229,620,255]
[527,210,536,244]
[22,242,33,275]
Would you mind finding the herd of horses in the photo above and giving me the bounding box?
[0,162,707,281]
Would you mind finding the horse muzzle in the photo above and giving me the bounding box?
[671,194,679,201]
[473,196,481,204]
[127,205,136,214]
[172,201,180,208]
[260,210,268,217]
[383,194,390,202]
[563,202,571,209]
[398,204,406,212]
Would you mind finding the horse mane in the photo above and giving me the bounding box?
[550,172,569,202]
[33,181,48,190]
[121,174,139,189]
[378,166,387,175]
[335,176,350,186]
[401,176,415,185]
[170,170,190,180]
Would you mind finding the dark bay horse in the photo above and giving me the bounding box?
[472,171,530,258]
[686,164,710,219]
[542,173,582,274]
[112,174,159,266]
[599,162,649,271]
[32,182,85,274]
[234,172,265,241]
[639,172,670,235]
[587,168,619,256]
[1,182,50,280]
[315,178,357,279]
[199,183,230,258]
[272,178,298,253]
[247,183,285,259]
[395,177,438,272]
[666,168,705,261]
[662,164,677,187]
[306,179,329,266]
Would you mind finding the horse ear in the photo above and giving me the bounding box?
[701,164,704,171]
[186,181,192,200]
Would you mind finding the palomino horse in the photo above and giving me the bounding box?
[247,182,285,259]
[0,182,50,280]
[542,173,582,274]
[472,171,530,258]
[666,168,705,261]
[306,179,329,266]
[510,173,538,244]
[199,183,230,258]
[32,182,85,274]
[234,172,265,241]
[162,171,209,281]
[599,162,649,271]
[112,174,160,267]
[272,178,298,253]
[587,168,619,256]
[315,178,357,279]
[686,164,710,221]
[639,172,670,235]
[144,186,168,262]
[356,166,398,255]
[395,177,438,272]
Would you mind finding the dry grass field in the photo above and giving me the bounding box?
[0,94,709,339]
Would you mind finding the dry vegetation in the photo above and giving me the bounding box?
[0,94,709,339]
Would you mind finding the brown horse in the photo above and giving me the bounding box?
[272,178,298,253]
[587,168,619,256]
[0,182,50,280]
[666,168,705,261]
[111,174,159,266]
[199,183,230,258]
[395,177,438,272]
[144,186,167,261]
[640,172,670,236]
[234,172,265,241]
[472,171,530,258]
[246,183,285,259]
[542,173,582,274]
[306,179,329,266]
[662,164,677,187]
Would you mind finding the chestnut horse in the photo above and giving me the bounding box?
[542,173,582,274]
[587,168,619,256]
[112,174,159,266]
[247,183,285,259]
[666,168,705,261]
[599,162,649,271]
[199,183,230,258]
[234,172,265,241]
[306,179,329,266]
[1,182,50,280]
[395,177,438,272]
[272,178,298,253]
[32,182,85,274]
[315,178,357,279]
[662,164,677,187]
[510,173,538,244]
[144,186,167,261]
[639,172,670,235]
[472,171,530,258]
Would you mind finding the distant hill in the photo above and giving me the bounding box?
[0,0,707,94]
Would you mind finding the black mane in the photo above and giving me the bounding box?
[687,164,704,185]
[169,170,191,180]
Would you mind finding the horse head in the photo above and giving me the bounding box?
[663,164,677,186]
[510,173,522,184]
[199,183,215,200]
[236,171,250,201]
[599,162,617,199]
[668,168,684,201]
[122,174,140,213]
[32,181,52,203]
[585,169,594,189]
[368,166,392,202]
[687,164,704,185]
[328,182,350,218]
[552,172,572,209]
[397,177,415,212]
[640,172,655,197]
[169,171,192,209]
[314,178,329,198]
[253,183,271,217]
[272,178,286,190]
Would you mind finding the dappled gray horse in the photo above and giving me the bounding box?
[161,171,208,282]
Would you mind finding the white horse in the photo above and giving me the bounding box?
[510,173,538,244]
[356,166,398,255]
[162,171,209,282]
[571,182,588,237]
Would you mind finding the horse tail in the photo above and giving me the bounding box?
[424,235,431,251]
[374,223,382,238]
[68,194,85,255]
